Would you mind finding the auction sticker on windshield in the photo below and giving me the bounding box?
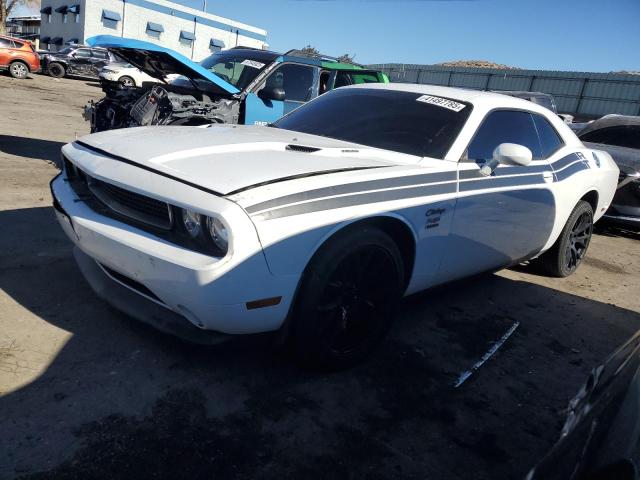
[416,95,466,112]
[241,60,265,69]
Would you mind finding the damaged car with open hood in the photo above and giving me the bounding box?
[84,35,389,132]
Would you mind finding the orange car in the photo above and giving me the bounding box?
[0,34,40,79]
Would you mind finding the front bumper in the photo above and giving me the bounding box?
[50,171,299,336]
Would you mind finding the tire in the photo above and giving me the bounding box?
[539,200,594,277]
[9,61,29,79]
[289,226,405,370]
[118,75,135,87]
[48,62,66,78]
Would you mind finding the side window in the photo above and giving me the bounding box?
[532,114,564,157]
[91,50,108,59]
[334,71,352,88]
[0,38,13,48]
[74,49,91,58]
[468,110,542,161]
[261,64,315,103]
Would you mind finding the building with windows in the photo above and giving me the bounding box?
[38,0,267,60]
[6,15,41,41]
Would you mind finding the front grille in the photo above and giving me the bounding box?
[64,155,172,230]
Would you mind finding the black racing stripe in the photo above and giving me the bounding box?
[245,171,458,214]
[550,152,583,171]
[459,174,544,192]
[555,161,589,182]
[459,165,551,180]
[75,141,223,196]
[255,182,457,220]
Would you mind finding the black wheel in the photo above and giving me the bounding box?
[48,62,66,78]
[290,226,404,370]
[539,200,594,277]
[118,75,135,87]
[9,61,29,79]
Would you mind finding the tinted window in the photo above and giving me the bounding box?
[532,114,564,157]
[579,125,640,149]
[74,49,91,58]
[12,40,24,48]
[91,50,108,59]
[335,71,380,88]
[0,38,12,48]
[262,64,315,102]
[273,88,472,158]
[468,110,542,161]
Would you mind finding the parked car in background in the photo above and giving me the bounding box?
[527,329,640,480]
[40,45,121,79]
[98,62,161,87]
[52,84,618,369]
[84,35,389,132]
[0,34,40,79]
[578,115,640,230]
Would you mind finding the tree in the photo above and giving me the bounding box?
[337,54,356,64]
[300,44,320,57]
[0,0,39,35]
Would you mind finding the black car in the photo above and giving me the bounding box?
[40,46,121,79]
[527,330,640,480]
[578,115,640,230]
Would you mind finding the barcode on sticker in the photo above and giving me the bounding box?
[241,60,265,69]
[416,95,466,112]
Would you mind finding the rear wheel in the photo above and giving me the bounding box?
[48,62,66,78]
[290,227,404,370]
[539,200,594,277]
[118,75,135,87]
[9,61,29,79]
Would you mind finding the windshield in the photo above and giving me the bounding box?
[199,50,278,91]
[272,88,472,158]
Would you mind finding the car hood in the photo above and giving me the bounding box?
[583,142,640,173]
[86,35,239,96]
[74,125,401,196]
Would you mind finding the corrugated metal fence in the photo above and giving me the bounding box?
[368,64,640,118]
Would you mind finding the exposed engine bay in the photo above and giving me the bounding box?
[86,80,241,133]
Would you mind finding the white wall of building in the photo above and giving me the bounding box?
[39,0,267,59]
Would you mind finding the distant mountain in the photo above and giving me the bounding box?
[436,60,517,69]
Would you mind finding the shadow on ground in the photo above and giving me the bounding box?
[1,206,639,480]
[0,135,65,163]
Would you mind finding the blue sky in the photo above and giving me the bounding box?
[14,0,639,72]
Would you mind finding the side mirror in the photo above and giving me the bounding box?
[258,87,285,102]
[480,143,533,176]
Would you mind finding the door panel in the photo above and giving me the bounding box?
[243,92,285,126]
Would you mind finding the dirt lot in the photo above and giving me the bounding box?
[1,72,639,480]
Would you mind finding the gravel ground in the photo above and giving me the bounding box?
[1,72,639,480]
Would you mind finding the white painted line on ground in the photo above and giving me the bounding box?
[453,321,520,388]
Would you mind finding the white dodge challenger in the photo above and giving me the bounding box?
[51,84,618,369]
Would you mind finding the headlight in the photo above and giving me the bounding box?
[182,209,202,238]
[206,216,229,253]
[176,208,229,257]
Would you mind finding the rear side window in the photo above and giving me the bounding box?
[580,125,640,149]
[335,71,380,88]
[92,50,108,59]
[468,110,543,161]
[12,40,24,48]
[532,114,564,157]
